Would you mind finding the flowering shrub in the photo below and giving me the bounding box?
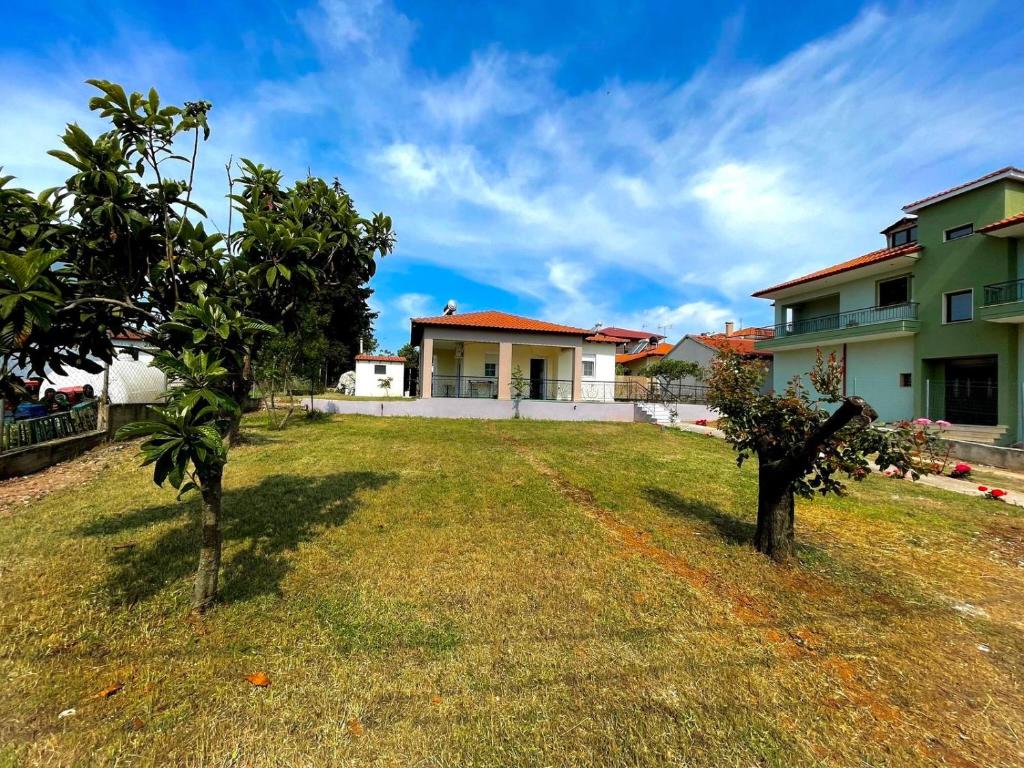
[977,486,1008,501]
[950,462,972,479]
[888,418,953,474]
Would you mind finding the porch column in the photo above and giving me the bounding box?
[572,345,583,401]
[420,336,433,399]
[498,341,513,400]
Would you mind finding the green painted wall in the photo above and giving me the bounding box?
[766,177,1024,440]
[910,180,1024,434]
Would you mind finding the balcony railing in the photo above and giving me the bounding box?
[768,302,919,338]
[983,279,1024,306]
[431,375,499,399]
[518,378,573,401]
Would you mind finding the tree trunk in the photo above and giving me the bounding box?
[226,415,242,446]
[755,460,796,562]
[192,466,224,613]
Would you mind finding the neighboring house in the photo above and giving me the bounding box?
[615,342,675,375]
[41,331,167,404]
[752,166,1024,445]
[354,355,406,397]
[410,310,619,402]
[665,322,774,394]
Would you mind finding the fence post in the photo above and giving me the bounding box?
[925,379,930,420]
[98,361,111,434]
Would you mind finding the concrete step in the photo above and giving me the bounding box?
[637,402,679,427]
[939,424,1009,446]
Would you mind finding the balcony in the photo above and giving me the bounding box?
[755,302,920,351]
[979,279,1024,323]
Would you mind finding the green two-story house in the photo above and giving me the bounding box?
[753,166,1024,446]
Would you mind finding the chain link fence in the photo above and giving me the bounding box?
[2,345,168,453]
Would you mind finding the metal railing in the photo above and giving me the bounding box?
[2,401,100,451]
[429,376,709,404]
[431,375,499,399]
[579,380,709,404]
[983,279,1024,306]
[517,378,573,401]
[769,302,919,338]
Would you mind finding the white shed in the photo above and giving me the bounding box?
[354,355,406,397]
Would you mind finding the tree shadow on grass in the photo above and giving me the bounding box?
[78,471,394,607]
[642,486,756,546]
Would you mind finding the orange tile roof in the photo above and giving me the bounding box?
[695,334,772,358]
[727,326,774,339]
[585,333,622,343]
[902,166,1024,212]
[411,310,591,336]
[356,354,406,363]
[615,342,674,365]
[978,210,1024,233]
[752,242,922,297]
[599,326,664,341]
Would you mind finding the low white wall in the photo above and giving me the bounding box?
[309,398,636,422]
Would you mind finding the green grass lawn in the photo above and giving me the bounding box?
[1,416,1022,767]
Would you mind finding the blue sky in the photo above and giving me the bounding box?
[2,1,1023,351]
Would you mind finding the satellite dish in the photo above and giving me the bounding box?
[443,299,458,315]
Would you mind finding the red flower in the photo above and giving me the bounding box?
[991,489,1007,498]
[977,486,988,492]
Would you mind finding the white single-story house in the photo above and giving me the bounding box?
[410,310,619,402]
[354,354,406,397]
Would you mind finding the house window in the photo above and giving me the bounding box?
[899,373,912,388]
[484,362,497,377]
[944,223,974,241]
[944,289,973,323]
[374,364,387,375]
[582,356,596,377]
[877,275,910,307]
[890,226,918,247]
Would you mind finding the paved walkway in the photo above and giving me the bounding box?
[672,421,1024,508]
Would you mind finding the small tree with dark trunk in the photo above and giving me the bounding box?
[705,348,927,562]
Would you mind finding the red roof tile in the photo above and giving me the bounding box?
[902,166,1024,212]
[585,333,622,343]
[615,342,674,365]
[599,326,664,341]
[752,243,922,297]
[695,334,772,358]
[356,354,406,363]
[978,210,1024,233]
[728,326,774,340]
[411,310,591,336]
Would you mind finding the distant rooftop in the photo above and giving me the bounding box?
[599,326,665,342]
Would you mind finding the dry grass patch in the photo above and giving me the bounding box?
[0,416,1021,767]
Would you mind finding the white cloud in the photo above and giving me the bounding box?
[617,302,735,340]
[4,0,1024,351]
[379,143,438,192]
[394,292,435,319]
